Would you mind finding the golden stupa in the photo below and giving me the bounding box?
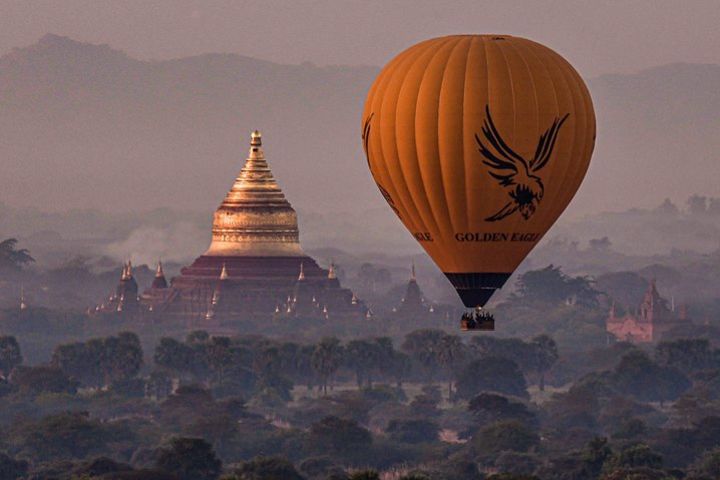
[133,131,366,327]
[205,131,304,257]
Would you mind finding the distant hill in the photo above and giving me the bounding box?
[0,34,382,215]
[2,35,720,256]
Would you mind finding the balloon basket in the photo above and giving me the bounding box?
[460,308,495,331]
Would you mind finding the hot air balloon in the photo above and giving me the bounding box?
[362,35,595,329]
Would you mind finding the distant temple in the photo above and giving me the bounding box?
[94,261,140,315]
[606,279,688,343]
[93,131,366,328]
[394,263,435,316]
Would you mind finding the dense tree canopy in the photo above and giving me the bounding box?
[455,356,528,400]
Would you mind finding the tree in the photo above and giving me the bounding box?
[0,238,34,270]
[53,333,143,387]
[345,339,375,389]
[470,337,535,372]
[231,456,304,480]
[0,452,28,479]
[582,437,613,479]
[513,265,599,307]
[613,351,690,404]
[436,334,465,398]
[298,457,347,480]
[155,437,222,480]
[308,416,372,454]
[187,330,210,345]
[388,350,412,388]
[529,335,558,391]
[655,338,714,373]
[514,265,570,304]
[455,357,528,400]
[493,452,541,477]
[104,332,144,383]
[14,411,128,462]
[471,420,540,458]
[160,386,215,427]
[656,198,679,214]
[370,337,395,386]
[71,457,133,477]
[9,365,78,395]
[312,337,343,395]
[154,337,200,380]
[603,443,663,471]
[589,236,612,252]
[467,393,536,428]
[344,337,397,389]
[0,336,22,377]
[689,447,720,479]
[402,329,447,383]
[206,336,238,380]
[687,194,708,214]
[53,341,103,387]
[386,418,439,444]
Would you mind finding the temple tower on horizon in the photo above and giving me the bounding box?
[97,131,367,328]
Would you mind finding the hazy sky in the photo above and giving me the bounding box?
[2,0,718,77]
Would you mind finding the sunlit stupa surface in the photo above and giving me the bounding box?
[204,130,304,257]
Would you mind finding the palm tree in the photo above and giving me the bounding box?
[402,329,446,384]
[0,238,34,271]
[437,334,466,400]
[312,337,343,395]
[530,334,558,391]
[345,339,373,389]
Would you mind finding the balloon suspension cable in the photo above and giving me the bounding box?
[460,306,495,331]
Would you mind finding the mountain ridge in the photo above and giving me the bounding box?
[1,34,718,235]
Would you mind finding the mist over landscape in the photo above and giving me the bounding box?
[3,3,720,480]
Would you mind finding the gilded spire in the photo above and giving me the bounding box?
[298,262,305,281]
[126,260,133,278]
[219,263,229,280]
[152,259,169,289]
[204,130,304,257]
[155,260,164,278]
[328,261,336,279]
[250,130,262,147]
[19,285,27,311]
[121,262,128,280]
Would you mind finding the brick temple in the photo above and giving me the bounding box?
[94,131,367,328]
[606,279,688,343]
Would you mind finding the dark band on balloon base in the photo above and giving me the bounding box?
[444,272,511,308]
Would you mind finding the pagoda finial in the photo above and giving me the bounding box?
[126,260,133,278]
[20,284,27,311]
[155,260,164,278]
[328,261,336,279]
[219,263,228,280]
[121,262,128,280]
[298,262,305,281]
[250,130,262,147]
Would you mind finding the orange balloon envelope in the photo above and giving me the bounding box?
[362,35,596,308]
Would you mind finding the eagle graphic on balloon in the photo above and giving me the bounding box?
[476,105,569,222]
